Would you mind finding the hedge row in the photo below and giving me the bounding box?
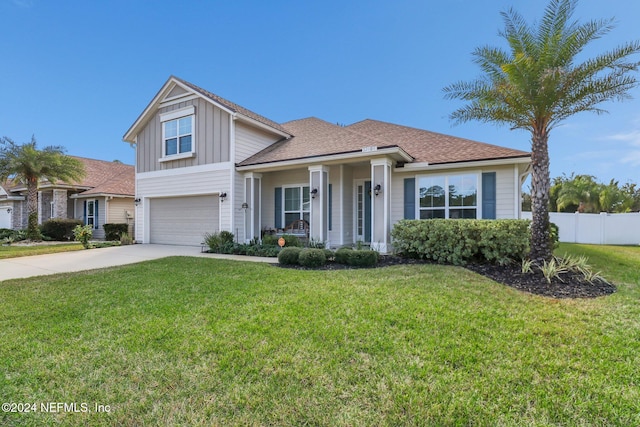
[391,219,531,265]
[278,247,378,268]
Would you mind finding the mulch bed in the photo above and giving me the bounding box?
[279,255,617,299]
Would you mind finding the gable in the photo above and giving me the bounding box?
[164,84,189,101]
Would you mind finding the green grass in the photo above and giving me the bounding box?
[0,244,639,426]
[0,243,83,259]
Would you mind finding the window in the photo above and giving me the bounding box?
[283,186,310,226]
[163,116,193,156]
[419,174,478,219]
[86,200,96,227]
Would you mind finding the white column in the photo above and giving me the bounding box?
[370,158,392,253]
[243,172,262,243]
[308,165,329,243]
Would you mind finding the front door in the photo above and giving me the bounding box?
[355,180,372,243]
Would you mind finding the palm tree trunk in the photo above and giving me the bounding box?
[26,177,41,240]
[529,129,552,263]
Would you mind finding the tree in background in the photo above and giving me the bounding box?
[0,136,85,240]
[548,173,639,213]
[444,0,640,263]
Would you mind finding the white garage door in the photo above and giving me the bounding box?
[0,207,11,229]
[149,195,219,246]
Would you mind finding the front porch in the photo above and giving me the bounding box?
[239,158,395,252]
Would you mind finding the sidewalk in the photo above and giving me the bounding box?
[0,244,275,281]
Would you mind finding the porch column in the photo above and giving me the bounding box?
[370,159,392,253]
[52,189,68,219]
[243,173,262,243]
[308,165,329,244]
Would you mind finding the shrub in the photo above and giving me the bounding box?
[323,249,334,261]
[307,238,325,249]
[42,218,82,241]
[281,234,301,247]
[347,249,379,267]
[334,247,353,264]
[262,234,279,246]
[392,219,530,265]
[0,228,23,241]
[103,223,129,241]
[120,232,133,245]
[298,248,327,268]
[73,224,93,249]
[219,231,234,245]
[278,247,302,265]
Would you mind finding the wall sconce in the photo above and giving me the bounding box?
[6,207,11,214]
[310,188,319,199]
[241,202,249,210]
[219,192,227,202]
[134,198,141,206]
[373,184,382,196]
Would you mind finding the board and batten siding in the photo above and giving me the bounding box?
[234,122,283,163]
[136,98,231,173]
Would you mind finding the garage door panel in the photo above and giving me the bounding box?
[150,196,218,245]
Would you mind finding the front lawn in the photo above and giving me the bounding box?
[0,242,83,259]
[0,244,638,425]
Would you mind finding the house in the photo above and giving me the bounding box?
[123,76,531,251]
[0,157,135,239]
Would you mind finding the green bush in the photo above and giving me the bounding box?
[392,219,530,265]
[73,224,93,249]
[0,228,24,241]
[41,219,83,241]
[298,248,327,268]
[335,247,353,264]
[281,234,301,247]
[323,249,334,261]
[262,234,279,246]
[219,231,234,245]
[120,232,133,245]
[347,249,379,267]
[278,247,302,265]
[103,223,129,241]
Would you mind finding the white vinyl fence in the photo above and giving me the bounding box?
[521,212,640,245]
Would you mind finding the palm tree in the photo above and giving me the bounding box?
[0,136,85,240]
[444,0,640,263]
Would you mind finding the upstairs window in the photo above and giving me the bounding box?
[164,116,192,156]
[160,106,195,159]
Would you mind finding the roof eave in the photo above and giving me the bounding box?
[398,155,531,171]
[237,146,413,172]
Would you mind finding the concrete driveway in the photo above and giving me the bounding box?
[0,244,275,281]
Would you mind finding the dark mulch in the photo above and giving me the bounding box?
[278,255,617,299]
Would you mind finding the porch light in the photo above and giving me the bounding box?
[374,184,382,196]
[6,207,11,214]
[241,202,249,210]
[219,192,227,202]
[310,188,319,199]
[134,198,141,206]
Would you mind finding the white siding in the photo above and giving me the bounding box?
[235,122,282,163]
[136,165,232,243]
[107,198,135,237]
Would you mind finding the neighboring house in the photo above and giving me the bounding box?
[123,76,531,251]
[0,157,135,239]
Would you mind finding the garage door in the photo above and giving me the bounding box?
[149,195,219,246]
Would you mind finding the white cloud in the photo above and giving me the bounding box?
[602,130,640,166]
[11,0,33,7]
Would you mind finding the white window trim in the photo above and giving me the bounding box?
[416,172,482,219]
[160,106,196,160]
[86,200,96,227]
[282,184,310,226]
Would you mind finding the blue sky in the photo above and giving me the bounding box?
[1,0,639,186]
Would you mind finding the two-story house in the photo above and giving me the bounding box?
[123,76,531,251]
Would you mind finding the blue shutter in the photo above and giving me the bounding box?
[482,172,496,219]
[328,184,332,231]
[94,200,99,229]
[83,201,87,225]
[274,187,282,229]
[404,178,416,219]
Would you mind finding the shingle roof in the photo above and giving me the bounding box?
[238,117,402,166]
[5,157,134,197]
[238,117,530,167]
[172,76,291,136]
[346,119,530,164]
